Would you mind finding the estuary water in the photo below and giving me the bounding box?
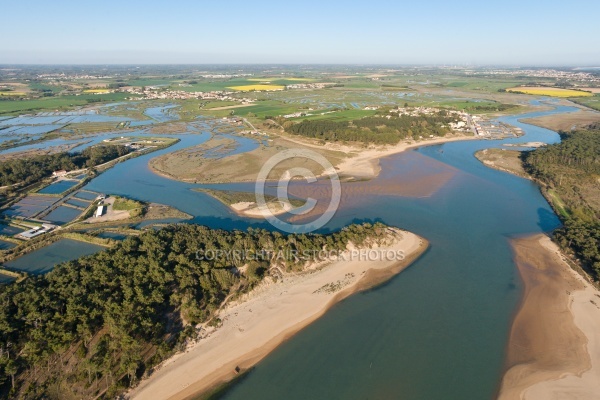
[207,104,575,400]
[79,99,576,400]
[77,102,577,398]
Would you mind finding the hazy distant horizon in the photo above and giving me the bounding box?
[2,0,599,65]
[0,61,599,69]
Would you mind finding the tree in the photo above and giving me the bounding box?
[5,359,17,390]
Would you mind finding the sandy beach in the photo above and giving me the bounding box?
[277,130,476,180]
[229,200,294,218]
[130,229,427,400]
[332,134,476,179]
[498,234,600,400]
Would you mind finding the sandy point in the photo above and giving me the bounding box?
[498,234,600,400]
[129,229,428,400]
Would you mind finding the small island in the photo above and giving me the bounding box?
[196,188,305,218]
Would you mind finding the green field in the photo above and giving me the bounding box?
[200,101,301,119]
[337,80,381,89]
[175,78,323,92]
[174,80,246,92]
[440,77,527,92]
[572,95,600,111]
[27,82,63,93]
[202,101,240,109]
[291,109,377,122]
[124,78,175,87]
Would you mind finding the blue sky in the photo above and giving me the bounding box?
[1,0,599,65]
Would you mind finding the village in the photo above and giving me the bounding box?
[122,86,254,103]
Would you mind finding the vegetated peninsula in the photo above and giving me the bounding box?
[0,223,426,399]
[478,124,600,278]
[524,126,600,276]
[0,145,131,187]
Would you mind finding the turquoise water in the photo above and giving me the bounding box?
[4,239,104,275]
[208,104,574,400]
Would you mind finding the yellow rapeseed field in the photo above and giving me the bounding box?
[83,89,111,94]
[227,84,285,91]
[506,87,593,98]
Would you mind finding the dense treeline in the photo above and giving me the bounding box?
[522,128,600,275]
[0,223,389,398]
[285,112,458,144]
[0,145,130,186]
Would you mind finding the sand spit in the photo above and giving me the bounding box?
[130,229,427,400]
[498,234,600,400]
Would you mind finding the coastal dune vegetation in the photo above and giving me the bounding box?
[0,223,393,399]
[0,145,130,187]
[282,110,461,144]
[522,126,600,277]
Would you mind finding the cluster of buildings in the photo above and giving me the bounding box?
[285,82,336,90]
[219,117,267,136]
[472,69,600,84]
[282,109,337,119]
[122,86,253,103]
[470,115,520,138]
[283,112,308,118]
[221,117,245,125]
[34,73,113,80]
[198,73,253,79]
[388,106,472,132]
[17,223,58,240]
[389,106,461,117]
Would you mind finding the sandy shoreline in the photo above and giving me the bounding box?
[229,200,293,218]
[498,234,600,400]
[130,229,428,400]
[333,135,477,179]
[276,131,477,180]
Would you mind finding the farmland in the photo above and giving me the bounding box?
[506,86,594,97]
[82,89,111,94]
[227,84,285,91]
[571,95,600,111]
[0,92,26,97]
